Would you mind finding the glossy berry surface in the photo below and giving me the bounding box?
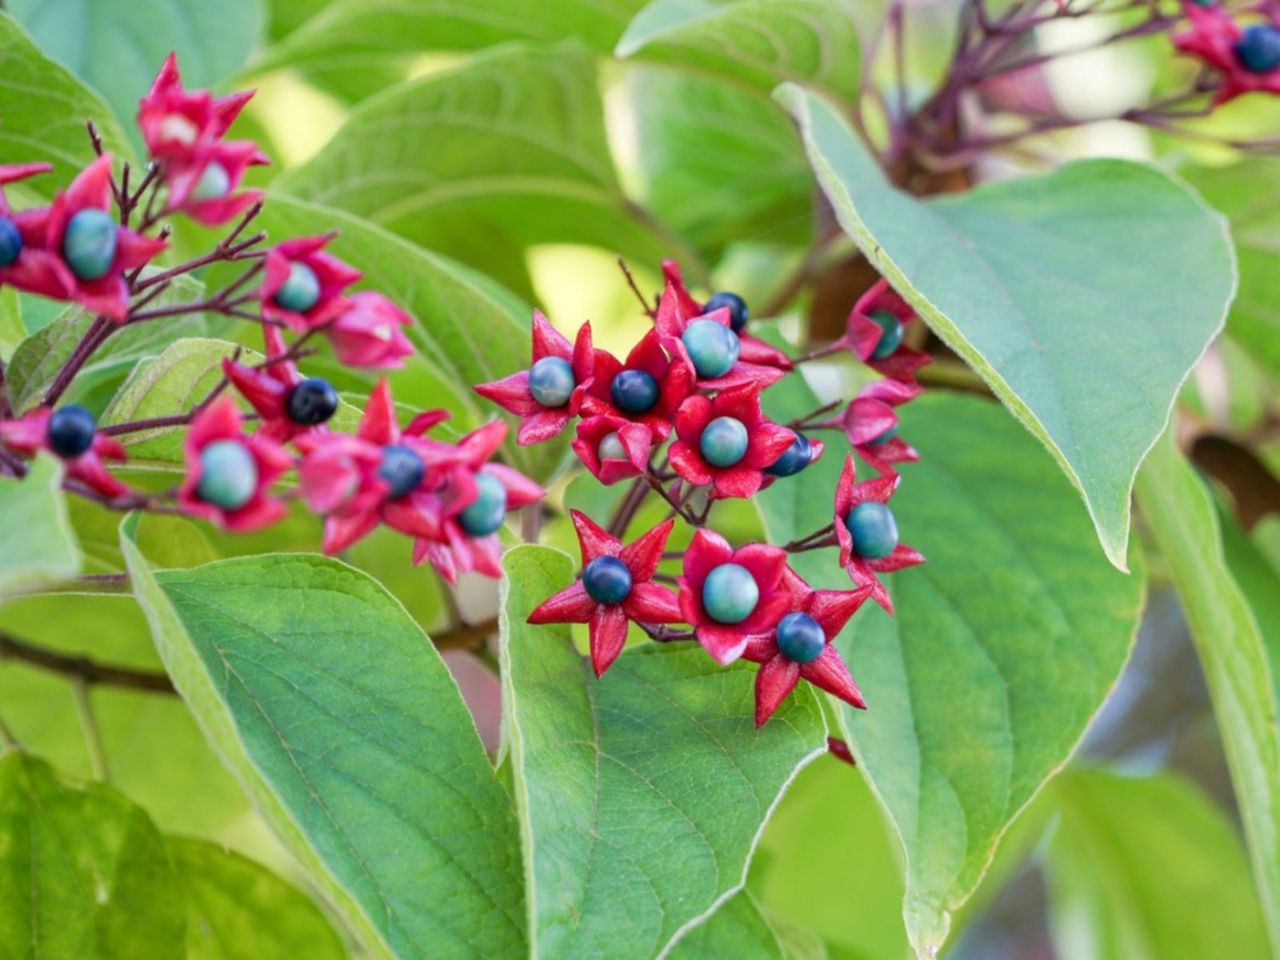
[197,440,258,510]
[868,309,904,361]
[765,433,812,477]
[845,501,899,559]
[583,555,632,605]
[191,160,231,200]
[868,423,899,446]
[274,261,321,313]
[0,217,22,267]
[529,356,575,408]
[702,562,759,624]
[46,405,97,459]
[610,369,659,414]
[62,209,118,281]
[681,319,740,379]
[704,291,749,332]
[286,378,339,425]
[597,430,627,462]
[377,443,425,499]
[776,612,825,663]
[459,472,508,536]
[1235,24,1280,73]
[699,416,748,468]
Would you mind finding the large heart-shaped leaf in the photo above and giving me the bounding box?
[755,377,1144,955]
[0,456,80,597]
[776,83,1236,570]
[500,544,828,960]
[124,526,527,960]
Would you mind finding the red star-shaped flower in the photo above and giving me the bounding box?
[163,139,268,227]
[474,310,594,445]
[222,325,321,444]
[669,382,795,499]
[743,567,872,727]
[677,529,791,665]
[137,53,254,165]
[1173,2,1280,104]
[260,235,362,333]
[577,328,691,441]
[837,279,931,383]
[0,407,129,498]
[830,382,920,475]
[570,414,652,485]
[655,283,787,391]
[833,456,925,613]
[660,259,793,372]
[326,292,414,369]
[0,163,78,302]
[527,511,683,677]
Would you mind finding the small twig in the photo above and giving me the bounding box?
[617,257,657,319]
[0,630,176,693]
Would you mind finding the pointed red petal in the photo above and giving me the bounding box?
[589,604,629,677]
[622,582,682,624]
[755,655,801,727]
[801,645,866,709]
[620,517,675,582]
[570,509,621,564]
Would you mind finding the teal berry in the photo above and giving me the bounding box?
[274,261,321,313]
[0,217,22,267]
[598,430,627,462]
[459,472,508,536]
[699,416,748,468]
[702,562,759,625]
[190,160,231,200]
[775,612,825,664]
[529,356,575,408]
[62,208,118,281]
[844,501,899,560]
[868,309,904,361]
[583,555,632,605]
[704,291,749,333]
[765,434,812,477]
[197,440,258,511]
[681,319,740,379]
[46,405,97,458]
[1234,24,1280,73]
[610,369,659,414]
[377,444,425,499]
[868,423,898,446]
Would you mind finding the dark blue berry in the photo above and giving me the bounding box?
[458,472,508,536]
[1235,24,1280,73]
[681,319,740,379]
[702,563,759,624]
[868,309,904,361]
[704,291,749,333]
[765,434,813,477]
[274,262,321,313]
[699,416,748,468]
[378,444,425,499]
[62,209,118,281]
[197,440,258,510]
[0,217,23,267]
[46,405,97,459]
[610,369,659,414]
[844,501,899,559]
[529,356,575,408]
[583,555,632,605]
[776,612,825,663]
[286,377,339,425]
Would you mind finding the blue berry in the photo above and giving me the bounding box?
[0,217,23,267]
[459,472,508,536]
[844,501,899,559]
[191,161,231,200]
[681,319,740,379]
[378,444,425,499]
[702,562,759,624]
[286,377,339,425]
[62,209,118,281]
[765,434,813,477]
[1235,24,1280,73]
[529,356,575,408]
[197,440,258,510]
[699,416,748,468]
[46,405,96,458]
[868,423,898,446]
[776,612,825,663]
[868,309,904,361]
[610,369,659,414]
[274,261,321,313]
[598,431,627,462]
[583,555,632,605]
[704,291,749,333]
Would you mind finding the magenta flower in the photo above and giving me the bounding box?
[260,235,362,333]
[0,163,78,302]
[837,279,931,383]
[833,383,919,475]
[669,382,796,499]
[163,139,267,226]
[326,292,414,369]
[578,328,691,441]
[137,53,254,165]
[571,414,652,485]
[528,511,682,677]
[223,325,332,444]
[0,406,129,499]
[833,456,925,613]
[655,284,786,391]
[474,310,594,445]
[677,529,791,665]
[1174,2,1280,104]
[660,260,794,372]
[742,567,872,727]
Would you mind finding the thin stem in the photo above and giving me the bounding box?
[617,257,657,319]
[42,316,114,407]
[608,476,651,538]
[644,473,700,525]
[71,679,110,780]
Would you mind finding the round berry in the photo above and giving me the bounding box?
[377,443,424,499]
[776,612,825,663]
[699,416,748,468]
[46,405,97,459]
[191,160,231,200]
[844,501,899,560]
[0,217,23,267]
[868,309,904,361]
[528,356,575,408]
[459,472,508,536]
[765,433,813,477]
[196,440,258,510]
[702,562,759,625]
[286,377,339,426]
[583,555,632,605]
[610,369,659,414]
[62,209,118,281]
[704,291,749,333]
[598,430,627,462]
[1235,24,1280,73]
[274,261,321,313]
[681,319,740,379]
[868,423,898,446]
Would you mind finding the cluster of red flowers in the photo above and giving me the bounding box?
[490,266,929,726]
[1173,0,1280,102]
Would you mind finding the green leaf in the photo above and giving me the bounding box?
[1044,769,1270,960]
[0,287,24,361]
[1134,432,1280,955]
[0,14,133,194]
[122,527,526,960]
[170,836,346,960]
[1220,505,1280,702]
[0,456,81,597]
[500,544,828,960]
[0,751,185,958]
[755,381,1145,955]
[776,83,1236,570]
[668,889,826,959]
[617,0,860,99]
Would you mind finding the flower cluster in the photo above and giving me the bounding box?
[1173,0,1280,103]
